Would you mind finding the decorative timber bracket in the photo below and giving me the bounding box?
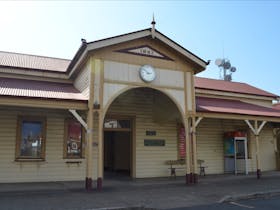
[244,120,267,179]
[69,109,88,131]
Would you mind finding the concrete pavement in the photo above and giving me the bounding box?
[1,171,280,209]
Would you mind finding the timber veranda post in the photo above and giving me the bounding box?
[185,117,192,184]
[97,110,103,190]
[85,57,100,191]
[85,107,94,191]
[191,116,198,183]
[255,120,261,179]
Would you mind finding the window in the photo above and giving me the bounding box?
[64,119,84,159]
[104,119,131,129]
[16,116,46,160]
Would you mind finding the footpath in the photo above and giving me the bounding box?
[1,171,280,210]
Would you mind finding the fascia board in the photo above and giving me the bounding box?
[154,31,207,69]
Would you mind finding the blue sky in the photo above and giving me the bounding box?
[0,1,279,96]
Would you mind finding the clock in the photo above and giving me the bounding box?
[139,65,156,82]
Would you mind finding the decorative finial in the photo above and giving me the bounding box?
[151,14,156,25]
[81,38,87,44]
[151,14,156,39]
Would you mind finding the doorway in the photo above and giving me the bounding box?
[103,118,133,178]
[234,138,248,174]
[224,136,248,174]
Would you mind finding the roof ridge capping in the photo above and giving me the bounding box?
[195,76,279,98]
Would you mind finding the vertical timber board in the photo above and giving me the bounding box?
[185,72,193,113]
[254,121,261,172]
[184,71,191,174]
[191,72,196,115]
[91,58,104,180]
[99,60,104,179]
[85,57,96,181]
[93,59,101,106]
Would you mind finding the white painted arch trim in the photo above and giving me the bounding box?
[103,83,186,123]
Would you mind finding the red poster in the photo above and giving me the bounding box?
[178,125,186,159]
[67,120,82,156]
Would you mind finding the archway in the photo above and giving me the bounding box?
[103,87,185,179]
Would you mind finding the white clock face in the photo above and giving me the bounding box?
[139,65,156,82]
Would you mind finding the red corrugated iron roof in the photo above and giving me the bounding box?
[195,77,278,98]
[0,51,70,72]
[0,51,278,100]
[273,103,280,110]
[196,96,280,118]
[0,77,87,101]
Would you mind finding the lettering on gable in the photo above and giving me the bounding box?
[115,45,173,61]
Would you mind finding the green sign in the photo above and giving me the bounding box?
[144,139,165,146]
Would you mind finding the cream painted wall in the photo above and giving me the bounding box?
[0,107,86,183]
[103,83,185,116]
[103,83,129,111]
[0,107,276,183]
[196,118,276,174]
[106,88,184,178]
[104,60,185,88]
[186,72,193,112]
[105,88,277,178]
[73,61,90,98]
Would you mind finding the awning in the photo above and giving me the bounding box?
[196,97,280,118]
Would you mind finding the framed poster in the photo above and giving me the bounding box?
[178,124,186,159]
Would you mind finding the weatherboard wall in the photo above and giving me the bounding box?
[0,106,276,183]
[0,107,86,183]
[73,60,90,98]
[105,88,185,178]
[196,118,276,174]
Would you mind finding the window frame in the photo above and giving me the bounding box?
[63,118,85,159]
[15,116,47,161]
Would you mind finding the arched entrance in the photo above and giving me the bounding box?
[103,87,185,179]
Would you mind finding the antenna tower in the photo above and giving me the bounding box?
[215,58,237,81]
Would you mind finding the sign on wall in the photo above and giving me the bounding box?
[144,139,165,146]
[115,45,173,61]
[146,130,156,136]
